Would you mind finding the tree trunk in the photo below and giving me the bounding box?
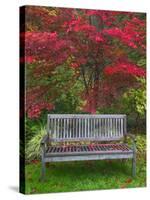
[90,15,104,112]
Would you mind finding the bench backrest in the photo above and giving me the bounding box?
[47,114,127,142]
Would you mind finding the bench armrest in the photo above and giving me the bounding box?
[40,134,49,146]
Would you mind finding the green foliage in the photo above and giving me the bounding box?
[25,117,37,143]
[127,134,146,158]
[50,65,84,113]
[137,58,146,68]
[96,106,122,115]
[25,126,46,162]
[25,116,46,144]
[128,50,142,63]
[136,134,146,156]
[127,46,146,69]
[121,78,146,117]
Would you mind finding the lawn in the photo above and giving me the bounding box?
[25,157,146,194]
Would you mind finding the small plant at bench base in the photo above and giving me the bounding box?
[40,114,136,180]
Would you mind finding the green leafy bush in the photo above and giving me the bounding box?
[136,135,146,157]
[25,126,46,162]
[121,78,146,117]
[127,134,146,159]
[50,64,84,114]
[25,116,47,144]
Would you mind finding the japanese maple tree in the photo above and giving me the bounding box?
[21,6,146,118]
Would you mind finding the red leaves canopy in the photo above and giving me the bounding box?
[22,6,146,117]
[104,61,146,77]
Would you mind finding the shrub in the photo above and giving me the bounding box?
[50,64,84,114]
[121,78,146,118]
[136,134,146,158]
[127,134,146,159]
[25,116,47,144]
[25,126,46,162]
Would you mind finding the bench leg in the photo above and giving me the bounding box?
[41,160,46,181]
[132,153,136,177]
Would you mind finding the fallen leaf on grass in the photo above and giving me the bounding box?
[85,161,93,166]
[125,178,132,184]
[31,188,37,193]
[120,184,126,189]
[106,160,113,164]
[46,163,49,167]
[31,160,39,164]
[120,178,132,188]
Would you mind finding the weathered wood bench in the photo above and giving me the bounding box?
[41,114,136,180]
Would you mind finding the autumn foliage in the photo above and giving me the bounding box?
[21,6,146,119]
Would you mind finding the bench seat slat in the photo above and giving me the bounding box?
[45,144,133,157]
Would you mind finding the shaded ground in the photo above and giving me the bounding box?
[25,158,146,194]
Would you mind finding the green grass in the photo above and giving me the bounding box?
[25,158,146,194]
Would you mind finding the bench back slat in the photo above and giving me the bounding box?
[47,114,127,142]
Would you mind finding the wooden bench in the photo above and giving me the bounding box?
[41,114,136,180]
